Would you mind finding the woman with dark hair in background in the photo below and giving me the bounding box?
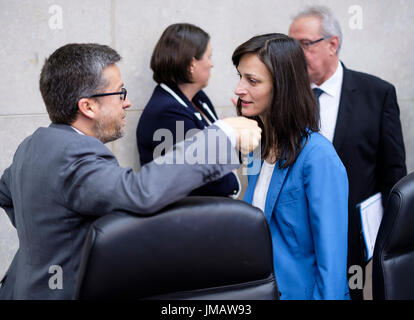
[137,23,240,197]
[233,33,349,299]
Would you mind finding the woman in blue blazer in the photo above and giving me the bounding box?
[137,23,240,197]
[232,34,349,299]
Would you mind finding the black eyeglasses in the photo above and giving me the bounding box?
[299,37,327,50]
[90,87,127,101]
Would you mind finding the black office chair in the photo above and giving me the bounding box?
[373,173,414,300]
[75,197,279,300]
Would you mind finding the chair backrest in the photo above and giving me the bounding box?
[75,197,278,300]
[373,173,414,300]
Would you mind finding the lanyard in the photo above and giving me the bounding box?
[201,102,218,122]
[160,83,188,108]
[160,83,217,125]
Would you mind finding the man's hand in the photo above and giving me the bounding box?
[222,117,262,154]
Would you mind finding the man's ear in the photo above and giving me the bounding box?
[328,36,340,55]
[77,98,98,120]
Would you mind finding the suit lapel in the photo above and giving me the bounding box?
[161,84,207,129]
[243,155,263,204]
[333,63,357,153]
[244,160,291,222]
[243,172,259,205]
[174,87,210,129]
[264,162,290,221]
[193,96,217,124]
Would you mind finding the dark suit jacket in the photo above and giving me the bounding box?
[333,64,407,269]
[0,123,239,299]
[137,84,240,197]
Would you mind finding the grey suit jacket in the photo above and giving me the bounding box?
[0,123,239,299]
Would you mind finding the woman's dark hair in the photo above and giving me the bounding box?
[232,33,319,168]
[150,23,210,86]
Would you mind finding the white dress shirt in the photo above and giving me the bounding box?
[311,62,343,143]
[252,160,275,212]
[71,126,85,135]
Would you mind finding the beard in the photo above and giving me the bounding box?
[93,115,124,144]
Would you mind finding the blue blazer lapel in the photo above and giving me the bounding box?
[264,162,291,221]
[244,159,291,222]
[243,172,259,205]
[243,154,263,204]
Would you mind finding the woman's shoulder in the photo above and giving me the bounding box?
[298,132,347,179]
[146,85,178,107]
[143,85,188,116]
[301,132,339,158]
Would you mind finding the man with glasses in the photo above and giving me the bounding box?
[0,43,261,299]
[289,6,406,300]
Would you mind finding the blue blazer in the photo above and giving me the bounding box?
[244,132,349,300]
[137,84,240,197]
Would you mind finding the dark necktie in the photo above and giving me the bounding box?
[312,88,324,109]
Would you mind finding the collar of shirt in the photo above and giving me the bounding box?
[311,61,343,98]
[71,126,85,135]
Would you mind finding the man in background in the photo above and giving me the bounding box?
[0,43,261,299]
[289,5,406,300]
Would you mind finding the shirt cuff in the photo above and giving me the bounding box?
[214,120,237,149]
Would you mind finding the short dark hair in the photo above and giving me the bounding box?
[232,33,319,169]
[150,23,210,86]
[39,43,121,124]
